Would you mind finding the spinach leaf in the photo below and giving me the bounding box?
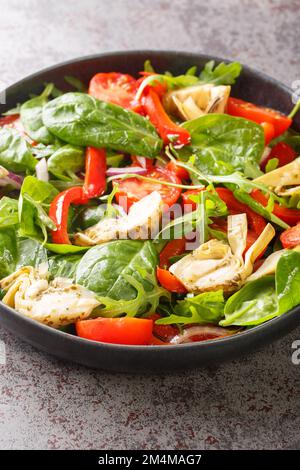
[0,228,17,279]
[276,251,300,314]
[157,290,225,326]
[0,127,37,173]
[19,176,58,241]
[48,144,85,181]
[199,61,242,86]
[48,254,81,280]
[179,114,264,178]
[76,240,167,316]
[76,205,106,230]
[42,92,162,158]
[16,238,48,269]
[0,197,19,227]
[220,276,277,326]
[20,84,55,145]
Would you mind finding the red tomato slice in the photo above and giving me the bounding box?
[280,223,300,249]
[227,97,292,138]
[115,167,182,211]
[261,142,297,171]
[0,114,19,126]
[150,314,179,343]
[251,189,300,226]
[89,72,137,109]
[181,189,205,212]
[166,161,190,180]
[159,238,187,269]
[156,266,187,293]
[76,317,153,345]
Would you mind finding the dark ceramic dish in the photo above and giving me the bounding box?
[0,51,299,373]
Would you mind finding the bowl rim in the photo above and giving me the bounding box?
[1,49,299,354]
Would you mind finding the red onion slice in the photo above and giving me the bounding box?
[106,166,147,177]
[170,325,236,344]
[0,166,23,189]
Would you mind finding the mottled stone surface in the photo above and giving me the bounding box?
[0,0,300,450]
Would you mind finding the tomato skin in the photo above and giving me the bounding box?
[83,147,107,199]
[261,122,275,145]
[76,317,153,345]
[159,238,187,269]
[115,167,182,211]
[142,89,191,147]
[251,189,300,226]
[166,161,190,180]
[181,189,203,212]
[89,72,137,109]
[150,314,179,342]
[49,187,87,245]
[261,142,297,171]
[156,266,187,293]
[215,188,267,235]
[227,97,292,138]
[0,114,19,126]
[280,223,300,248]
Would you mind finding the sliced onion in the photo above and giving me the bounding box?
[135,156,147,168]
[170,325,236,344]
[35,158,49,182]
[106,166,147,177]
[0,166,23,189]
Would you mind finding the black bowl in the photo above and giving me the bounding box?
[1,51,299,373]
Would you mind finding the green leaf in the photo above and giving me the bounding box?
[64,75,87,93]
[75,240,168,316]
[48,253,81,280]
[16,238,48,269]
[265,158,279,173]
[45,243,88,254]
[180,114,264,178]
[157,291,225,326]
[199,61,242,86]
[19,176,58,241]
[276,251,300,314]
[0,197,19,227]
[20,83,55,144]
[0,228,17,279]
[220,276,277,326]
[43,92,162,158]
[48,144,85,181]
[0,127,37,173]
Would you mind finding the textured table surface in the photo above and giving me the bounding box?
[0,0,300,450]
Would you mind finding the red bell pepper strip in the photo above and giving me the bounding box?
[159,239,187,269]
[0,114,19,126]
[261,122,275,145]
[49,186,87,245]
[76,317,153,345]
[261,142,297,171]
[280,223,300,249]
[251,189,300,226]
[142,89,191,147]
[83,147,107,199]
[227,97,292,138]
[156,266,187,293]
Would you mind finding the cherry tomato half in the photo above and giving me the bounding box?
[89,72,137,109]
[115,167,182,211]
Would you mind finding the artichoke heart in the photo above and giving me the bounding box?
[254,157,300,196]
[74,191,162,246]
[169,214,275,293]
[163,83,231,121]
[0,265,99,328]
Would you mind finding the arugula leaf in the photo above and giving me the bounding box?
[157,291,225,326]
[0,127,37,173]
[76,240,168,316]
[48,144,85,181]
[276,251,300,314]
[20,84,55,144]
[179,114,264,178]
[0,197,19,227]
[45,243,88,254]
[43,92,162,158]
[199,61,242,86]
[64,75,87,93]
[18,176,58,241]
[0,228,17,279]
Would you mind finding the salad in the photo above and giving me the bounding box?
[0,59,299,346]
